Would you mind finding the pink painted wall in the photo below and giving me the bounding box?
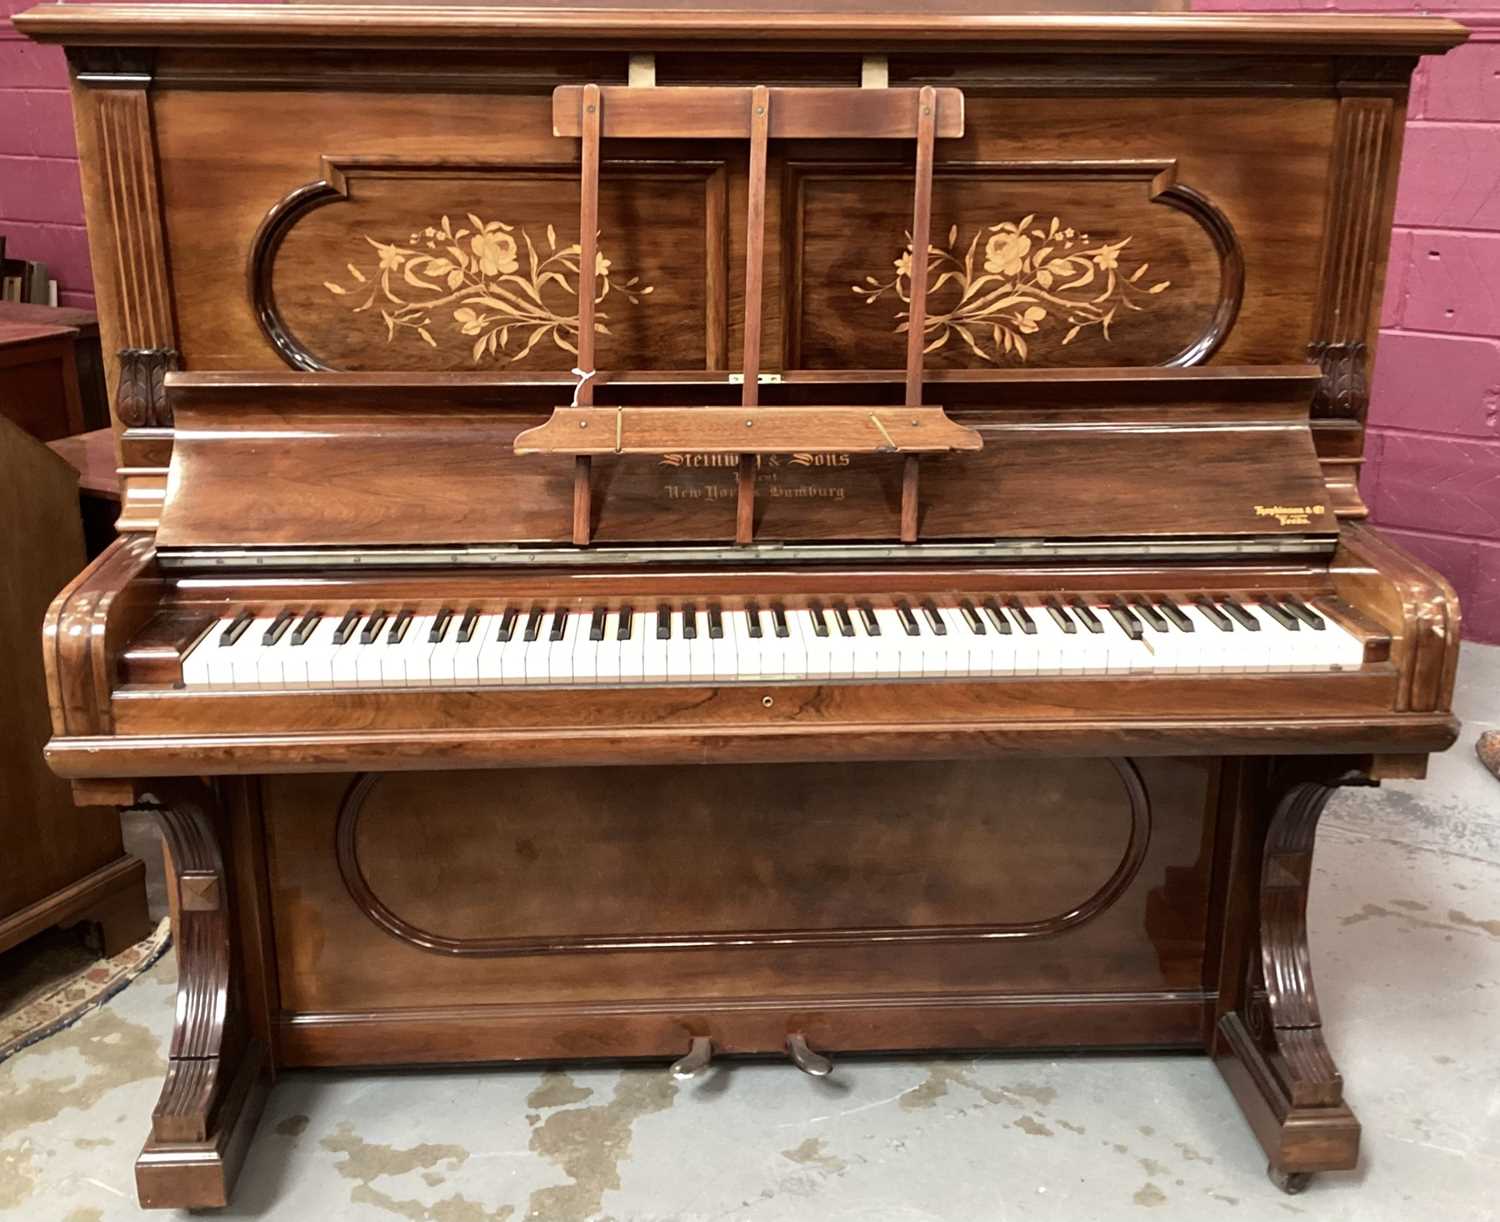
[0,0,93,309]
[4,2,1498,639]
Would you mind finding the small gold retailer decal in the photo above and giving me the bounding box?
[1254,503,1325,527]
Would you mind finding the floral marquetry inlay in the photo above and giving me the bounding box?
[323,212,653,364]
[855,214,1172,363]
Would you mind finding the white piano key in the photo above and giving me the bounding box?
[229,616,280,688]
[708,608,738,682]
[181,618,229,688]
[1314,605,1367,671]
[641,608,671,683]
[329,615,368,688]
[594,610,623,684]
[618,609,647,684]
[685,607,715,683]
[545,608,580,684]
[397,613,440,686]
[426,611,463,686]
[1184,604,1233,672]
[260,614,317,688]
[725,610,760,681]
[868,607,908,678]
[847,607,884,680]
[501,613,535,686]
[572,609,605,686]
[758,608,788,681]
[458,613,499,685]
[664,611,694,683]
[797,608,832,681]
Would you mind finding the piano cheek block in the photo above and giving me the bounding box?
[18,0,1467,1210]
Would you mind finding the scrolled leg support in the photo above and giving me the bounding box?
[130,780,268,1210]
[1216,761,1372,1187]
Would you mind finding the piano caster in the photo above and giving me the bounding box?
[1268,1165,1312,1195]
[669,1035,714,1081]
[786,1032,833,1077]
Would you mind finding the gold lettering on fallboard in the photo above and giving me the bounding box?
[657,453,851,501]
[1254,503,1326,527]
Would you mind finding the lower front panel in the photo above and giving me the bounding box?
[259,756,1221,1065]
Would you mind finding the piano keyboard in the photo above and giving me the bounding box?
[179,594,1366,690]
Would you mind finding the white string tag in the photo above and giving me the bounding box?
[570,366,595,407]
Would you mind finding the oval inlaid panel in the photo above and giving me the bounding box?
[336,758,1150,956]
[790,159,1240,370]
[253,156,729,373]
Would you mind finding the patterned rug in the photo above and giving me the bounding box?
[0,917,171,1066]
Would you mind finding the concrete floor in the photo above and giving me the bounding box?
[2,647,1497,1222]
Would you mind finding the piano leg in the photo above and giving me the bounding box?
[130,779,271,1210]
[1214,759,1375,1191]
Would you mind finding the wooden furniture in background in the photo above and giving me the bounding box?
[0,323,86,442]
[14,3,1466,1210]
[0,301,111,433]
[0,414,149,962]
[48,426,123,557]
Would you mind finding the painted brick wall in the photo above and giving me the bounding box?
[5,4,1498,640]
[1191,4,1500,641]
[0,0,92,309]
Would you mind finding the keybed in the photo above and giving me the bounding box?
[180,592,1367,691]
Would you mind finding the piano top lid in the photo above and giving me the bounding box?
[13,4,1468,53]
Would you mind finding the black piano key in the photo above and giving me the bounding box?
[682,602,698,640]
[1128,597,1169,633]
[1257,597,1300,631]
[920,599,947,636]
[523,607,545,642]
[896,600,921,636]
[1192,596,1234,632]
[1107,599,1144,641]
[387,609,414,644]
[981,598,1011,634]
[1067,598,1104,634]
[332,610,362,646]
[291,610,322,646]
[220,609,253,647]
[959,598,985,635]
[1005,597,1037,635]
[549,608,568,642]
[617,604,634,641]
[833,603,855,637]
[1217,596,1260,632]
[588,606,607,642]
[262,609,295,646]
[708,604,724,640]
[1043,597,1077,634]
[771,604,790,639]
[1154,596,1194,633]
[808,599,829,638]
[746,601,764,639]
[360,609,389,644]
[495,607,517,643]
[656,604,672,640]
[457,607,480,643]
[428,608,453,643]
[1281,594,1327,630]
[858,602,880,636]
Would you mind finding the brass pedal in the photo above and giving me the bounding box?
[786,1032,832,1077]
[669,1035,713,1081]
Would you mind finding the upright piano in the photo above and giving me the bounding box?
[15,1,1467,1209]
